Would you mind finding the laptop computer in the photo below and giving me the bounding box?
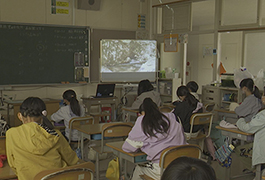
[94,84,115,98]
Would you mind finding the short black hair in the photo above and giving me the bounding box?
[161,157,216,180]
[186,81,199,93]
[137,79,154,96]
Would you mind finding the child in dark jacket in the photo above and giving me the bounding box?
[173,86,203,133]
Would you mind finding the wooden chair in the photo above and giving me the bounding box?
[205,103,215,112]
[159,105,174,113]
[68,116,95,144]
[34,161,95,180]
[92,122,133,180]
[140,144,202,180]
[186,112,213,151]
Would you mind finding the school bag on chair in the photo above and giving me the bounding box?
[106,157,120,180]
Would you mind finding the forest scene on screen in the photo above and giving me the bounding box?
[101,40,156,73]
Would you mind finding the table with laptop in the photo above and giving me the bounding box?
[82,84,117,122]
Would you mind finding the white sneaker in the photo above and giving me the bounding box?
[219,120,237,129]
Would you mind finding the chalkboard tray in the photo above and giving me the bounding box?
[0,22,89,85]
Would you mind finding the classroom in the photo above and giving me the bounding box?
[0,0,265,180]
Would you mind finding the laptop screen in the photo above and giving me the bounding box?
[96,84,115,98]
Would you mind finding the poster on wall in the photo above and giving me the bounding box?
[164,34,178,52]
[51,0,70,15]
[138,14,146,29]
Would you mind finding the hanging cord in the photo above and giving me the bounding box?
[116,87,134,121]
[159,0,174,45]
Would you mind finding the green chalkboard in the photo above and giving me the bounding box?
[0,22,89,85]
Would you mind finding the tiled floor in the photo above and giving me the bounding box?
[211,153,255,180]
[84,141,256,180]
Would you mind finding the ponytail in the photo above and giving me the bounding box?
[63,90,81,116]
[253,86,261,99]
[140,98,170,138]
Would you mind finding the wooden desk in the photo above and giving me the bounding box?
[0,162,16,180]
[6,98,60,127]
[215,109,238,124]
[106,141,147,163]
[122,108,138,122]
[216,126,253,141]
[73,122,134,160]
[215,126,256,180]
[106,141,147,180]
[82,97,117,121]
[73,123,109,159]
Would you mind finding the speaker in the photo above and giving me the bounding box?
[77,0,101,11]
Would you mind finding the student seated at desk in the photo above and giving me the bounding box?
[172,86,203,134]
[51,89,85,141]
[6,97,80,180]
[130,79,161,109]
[234,95,265,174]
[172,86,216,160]
[234,78,262,122]
[122,98,186,180]
[186,81,200,101]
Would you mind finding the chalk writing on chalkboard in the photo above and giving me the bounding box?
[0,22,90,85]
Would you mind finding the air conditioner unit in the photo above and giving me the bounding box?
[77,0,101,11]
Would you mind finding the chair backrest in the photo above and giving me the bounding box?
[205,103,215,112]
[159,144,201,175]
[34,161,95,180]
[68,116,94,143]
[189,112,213,139]
[159,106,174,113]
[101,122,133,152]
[0,136,6,155]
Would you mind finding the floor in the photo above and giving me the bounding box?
[211,153,255,180]
[87,151,256,180]
[83,136,256,180]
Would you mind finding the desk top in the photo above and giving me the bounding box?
[215,109,236,114]
[0,162,16,180]
[73,123,105,135]
[73,122,134,135]
[5,98,60,105]
[215,126,253,136]
[82,97,118,101]
[122,108,138,113]
[106,141,146,157]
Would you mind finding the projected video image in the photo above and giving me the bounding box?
[101,40,156,73]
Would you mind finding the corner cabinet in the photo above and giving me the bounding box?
[202,85,244,110]
[158,78,182,103]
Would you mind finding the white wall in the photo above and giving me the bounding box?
[0,0,149,103]
[188,34,214,94]
[244,31,265,76]
[160,42,183,77]
[220,32,242,74]
[0,0,148,30]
